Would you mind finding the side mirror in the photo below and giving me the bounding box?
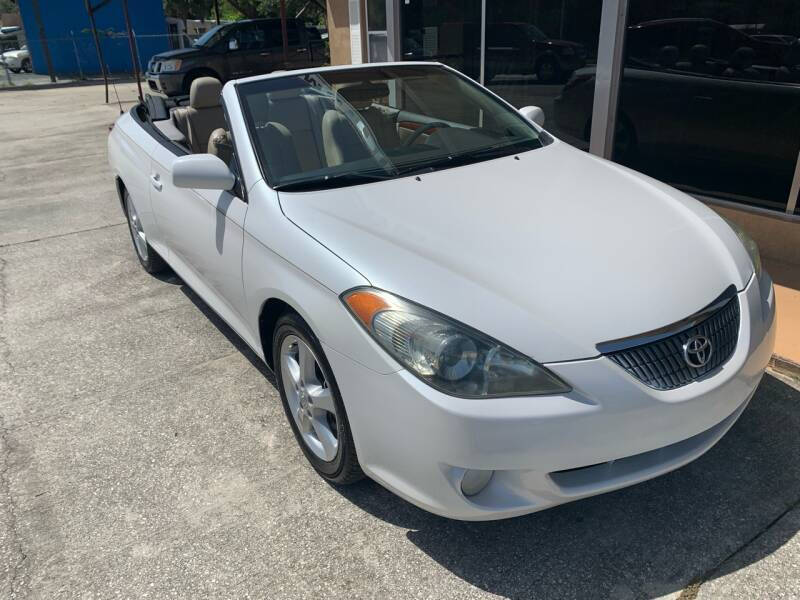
[519,105,545,127]
[228,38,239,51]
[173,154,236,191]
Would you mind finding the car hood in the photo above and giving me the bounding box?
[278,141,754,363]
[2,49,25,59]
[152,47,202,61]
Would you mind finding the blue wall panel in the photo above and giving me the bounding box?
[18,0,169,76]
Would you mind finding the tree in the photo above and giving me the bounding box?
[163,0,215,20]
[0,0,18,15]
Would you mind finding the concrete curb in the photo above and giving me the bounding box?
[0,77,137,93]
[769,354,800,381]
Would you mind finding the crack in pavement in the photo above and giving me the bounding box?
[0,222,126,249]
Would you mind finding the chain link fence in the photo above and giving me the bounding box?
[1,27,330,89]
[1,30,191,87]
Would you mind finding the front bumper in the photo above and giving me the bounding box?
[326,272,776,520]
[145,71,185,96]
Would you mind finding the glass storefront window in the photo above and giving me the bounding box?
[485,1,602,151]
[395,0,800,213]
[614,2,800,212]
[400,0,482,81]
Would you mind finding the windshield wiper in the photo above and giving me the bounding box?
[273,169,395,192]
[395,140,538,177]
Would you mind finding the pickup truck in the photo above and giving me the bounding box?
[146,18,327,96]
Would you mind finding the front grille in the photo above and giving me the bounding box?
[604,295,740,390]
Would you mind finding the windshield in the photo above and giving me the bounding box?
[521,24,549,41]
[193,24,228,47]
[238,65,547,191]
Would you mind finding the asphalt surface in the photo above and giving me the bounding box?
[1,83,799,599]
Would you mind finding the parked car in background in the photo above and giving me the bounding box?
[482,21,587,83]
[1,44,31,73]
[146,18,328,96]
[408,21,586,83]
[554,18,800,209]
[109,62,774,520]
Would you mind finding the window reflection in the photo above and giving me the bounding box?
[615,11,800,211]
[485,1,601,150]
[400,0,482,81]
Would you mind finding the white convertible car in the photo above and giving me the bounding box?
[108,62,776,520]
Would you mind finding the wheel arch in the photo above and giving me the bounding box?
[258,297,301,369]
[182,67,221,93]
[114,176,127,215]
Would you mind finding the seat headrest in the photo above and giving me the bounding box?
[337,82,390,107]
[190,77,222,109]
[207,127,233,164]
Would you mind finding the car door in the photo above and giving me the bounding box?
[224,22,270,78]
[148,136,252,343]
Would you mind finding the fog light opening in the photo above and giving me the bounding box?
[460,469,494,497]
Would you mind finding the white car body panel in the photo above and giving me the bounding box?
[278,138,753,363]
[106,62,776,520]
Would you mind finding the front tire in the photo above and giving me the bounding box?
[273,313,364,485]
[21,59,31,73]
[123,189,167,274]
[9,67,20,74]
[536,57,560,83]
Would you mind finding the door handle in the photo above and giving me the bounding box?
[260,52,271,56]
[150,173,162,191]
[297,48,308,53]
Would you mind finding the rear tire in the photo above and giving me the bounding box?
[123,189,168,274]
[272,312,364,485]
[182,69,219,95]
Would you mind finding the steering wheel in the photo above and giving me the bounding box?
[403,121,451,146]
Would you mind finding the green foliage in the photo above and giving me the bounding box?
[0,0,18,16]
[163,0,216,20]
[163,0,327,28]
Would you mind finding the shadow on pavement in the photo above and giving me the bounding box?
[335,374,800,599]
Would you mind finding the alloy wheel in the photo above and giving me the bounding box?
[126,197,149,261]
[280,335,339,462]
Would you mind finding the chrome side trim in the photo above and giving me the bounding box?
[595,284,738,354]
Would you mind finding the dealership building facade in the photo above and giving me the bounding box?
[327,0,800,263]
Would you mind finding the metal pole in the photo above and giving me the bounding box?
[479,0,486,84]
[85,0,109,102]
[280,0,289,64]
[589,0,628,159]
[71,31,85,80]
[214,0,221,25]
[30,0,56,82]
[121,0,143,101]
[3,60,13,86]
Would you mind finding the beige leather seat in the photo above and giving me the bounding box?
[207,127,233,167]
[321,110,371,167]
[337,82,401,148]
[172,77,225,154]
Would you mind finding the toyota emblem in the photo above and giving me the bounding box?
[683,334,713,369]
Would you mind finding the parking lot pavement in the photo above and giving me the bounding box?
[1,82,799,599]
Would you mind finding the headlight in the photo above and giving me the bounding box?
[723,217,762,279]
[342,288,571,398]
[160,59,182,72]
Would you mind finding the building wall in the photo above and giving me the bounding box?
[327,0,353,65]
[17,0,169,76]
